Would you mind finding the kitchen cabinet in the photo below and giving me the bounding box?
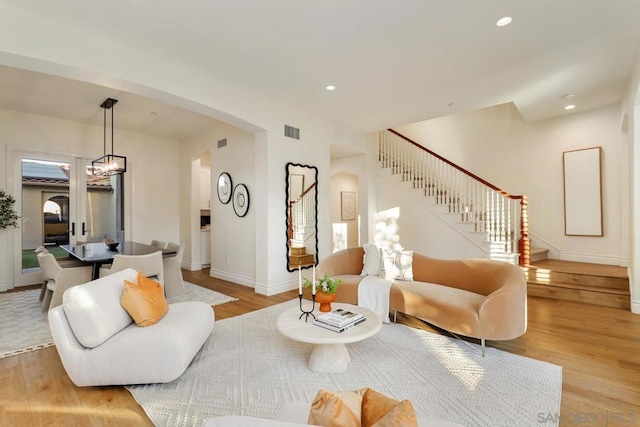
[200,167,211,210]
[200,230,211,267]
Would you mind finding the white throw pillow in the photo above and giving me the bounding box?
[380,249,414,281]
[360,244,381,276]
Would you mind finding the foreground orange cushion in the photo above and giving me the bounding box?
[361,388,418,427]
[307,388,365,427]
[121,272,169,327]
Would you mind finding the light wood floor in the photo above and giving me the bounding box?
[2,269,639,426]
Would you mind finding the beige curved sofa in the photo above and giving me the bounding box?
[317,247,527,353]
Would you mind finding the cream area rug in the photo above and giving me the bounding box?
[127,299,563,427]
[0,282,237,359]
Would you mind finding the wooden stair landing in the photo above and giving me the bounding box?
[289,246,315,267]
[523,259,630,309]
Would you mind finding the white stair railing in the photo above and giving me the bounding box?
[379,129,530,265]
[288,183,316,248]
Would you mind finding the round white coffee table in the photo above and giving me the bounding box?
[276,302,382,373]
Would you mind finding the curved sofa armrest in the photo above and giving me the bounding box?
[316,247,364,276]
[477,266,527,340]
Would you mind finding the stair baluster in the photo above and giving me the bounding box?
[379,129,530,265]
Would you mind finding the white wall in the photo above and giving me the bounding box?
[375,171,488,259]
[180,121,257,287]
[0,4,369,295]
[0,107,180,288]
[396,102,628,266]
[330,153,373,252]
[330,172,359,251]
[22,188,65,249]
[621,50,640,314]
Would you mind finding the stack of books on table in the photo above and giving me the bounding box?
[313,308,366,333]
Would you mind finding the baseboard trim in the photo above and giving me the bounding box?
[255,279,299,296]
[182,261,203,271]
[0,281,7,292]
[559,252,629,267]
[631,300,640,314]
[209,269,255,289]
[208,271,300,296]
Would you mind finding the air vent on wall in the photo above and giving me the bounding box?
[217,138,227,148]
[284,124,300,140]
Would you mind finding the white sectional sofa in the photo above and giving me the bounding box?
[48,268,214,387]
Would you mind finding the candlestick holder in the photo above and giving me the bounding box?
[299,292,316,322]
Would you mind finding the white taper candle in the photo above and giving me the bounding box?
[312,265,316,295]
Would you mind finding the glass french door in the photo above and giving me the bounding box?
[12,150,123,286]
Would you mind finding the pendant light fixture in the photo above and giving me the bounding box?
[92,97,126,176]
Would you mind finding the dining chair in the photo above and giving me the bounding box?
[37,252,93,311]
[163,242,186,297]
[151,240,168,249]
[35,246,50,301]
[99,251,165,287]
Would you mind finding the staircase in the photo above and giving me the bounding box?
[379,129,529,265]
[524,259,630,309]
[288,181,317,268]
[289,246,315,268]
[378,130,629,308]
[530,247,549,262]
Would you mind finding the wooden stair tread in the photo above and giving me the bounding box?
[524,269,629,291]
[289,252,315,267]
[528,281,629,295]
[528,283,630,309]
[289,246,307,255]
[524,259,630,309]
[529,259,627,278]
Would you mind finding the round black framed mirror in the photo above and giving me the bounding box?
[232,183,250,217]
[217,172,233,204]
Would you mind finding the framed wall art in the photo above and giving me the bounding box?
[563,147,603,236]
[341,191,356,221]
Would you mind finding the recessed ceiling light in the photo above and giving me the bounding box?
[150,111,158,115]
[496,16,513,27]
[325,85,336,91]
[564,104,576,110]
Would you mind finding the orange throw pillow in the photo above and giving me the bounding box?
[121,272,169,327]
[307,388,365,427]
[361,388,418,427]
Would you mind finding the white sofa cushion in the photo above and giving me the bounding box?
[360,243,381,276]
[62,268,137,348]
[380,249,414,281]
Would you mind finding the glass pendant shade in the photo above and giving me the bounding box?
[92,97,126,176]
[92,154,127,176]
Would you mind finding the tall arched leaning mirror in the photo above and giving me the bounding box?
[286,162,318,272]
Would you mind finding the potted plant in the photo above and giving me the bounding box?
[0,190,20,230]
[305,273,342,312]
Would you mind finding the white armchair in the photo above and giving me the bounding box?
[37,252,93,311]
[163,242,185,298]
[48,268,215,386]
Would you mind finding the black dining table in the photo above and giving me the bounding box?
[60,241,177,280]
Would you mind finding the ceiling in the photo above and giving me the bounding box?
[0,0,639,138]
[0,65,221,141]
